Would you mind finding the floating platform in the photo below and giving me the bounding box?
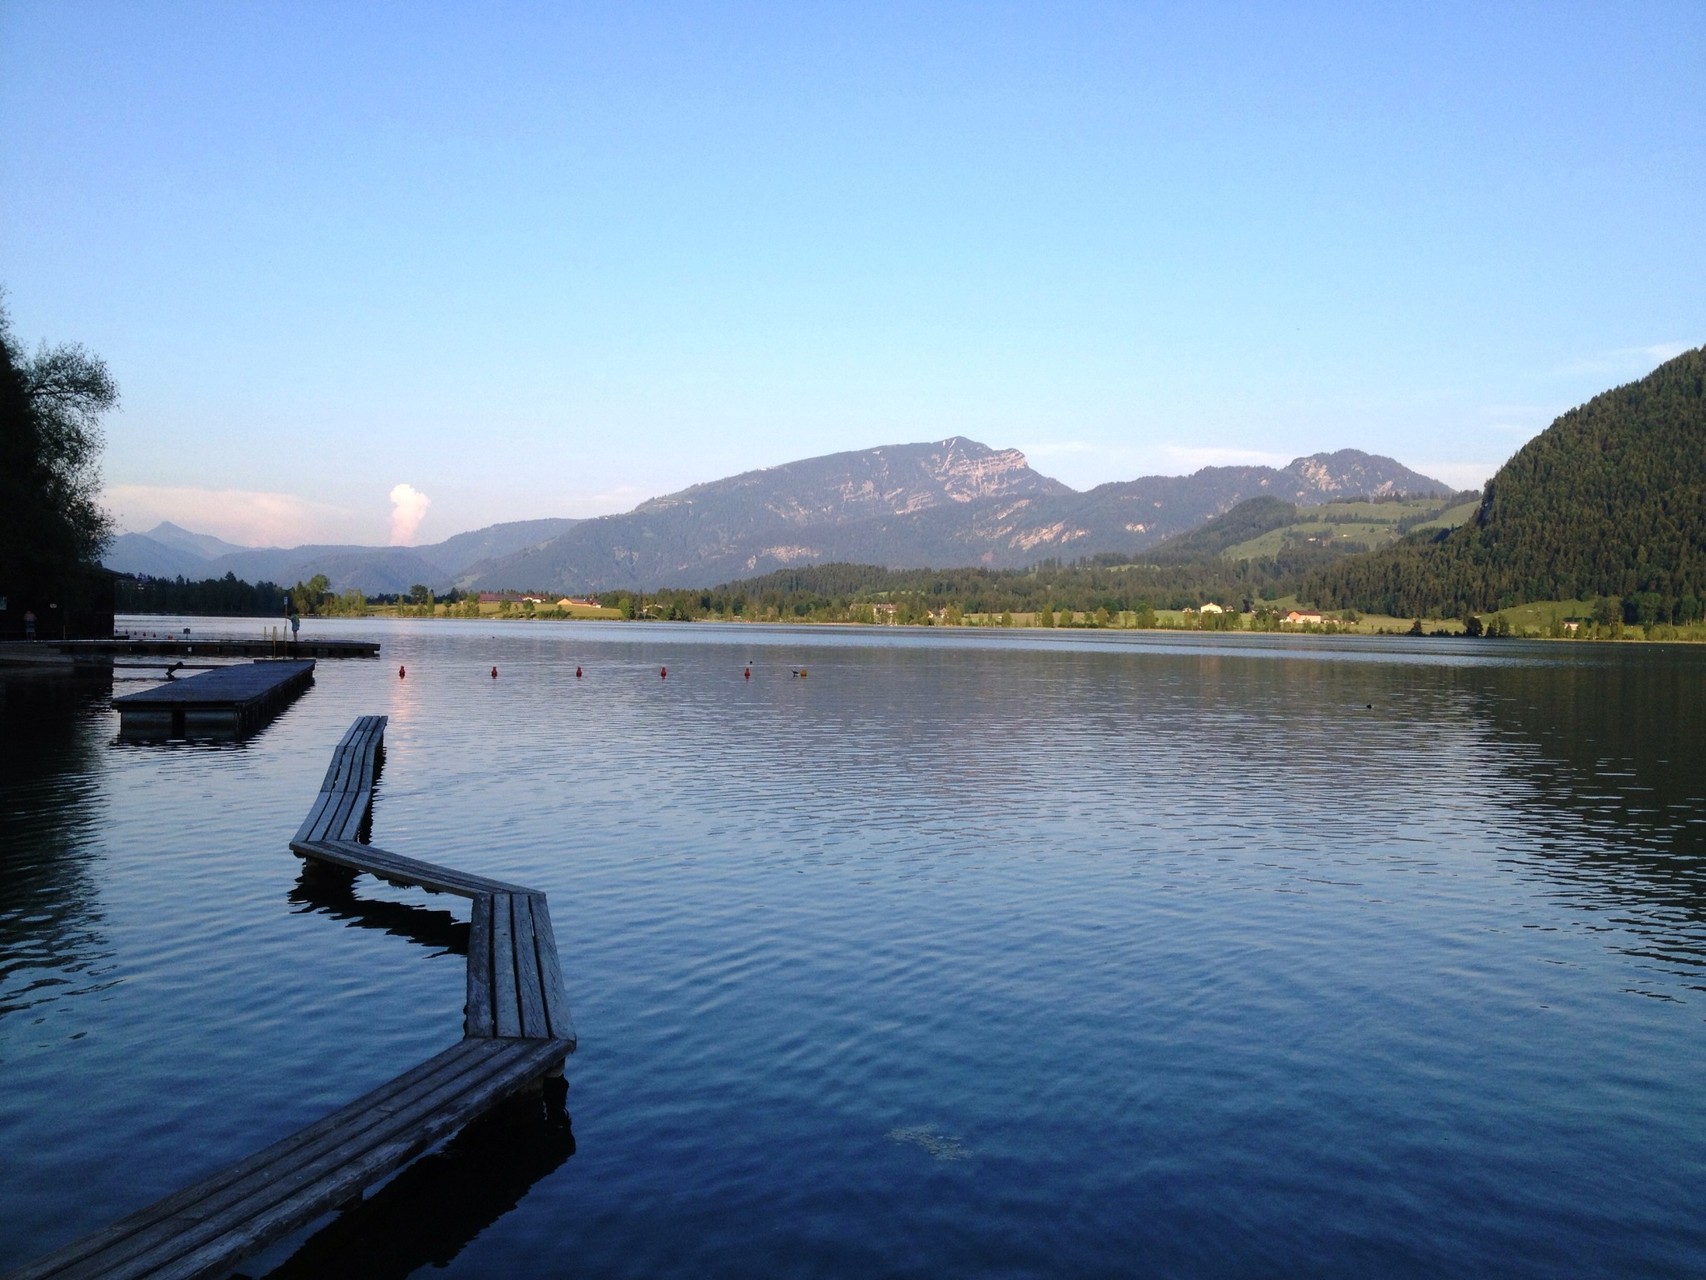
[8,716,574,1280]
[113,660,316,738]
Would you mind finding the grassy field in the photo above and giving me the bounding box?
[368,601,624,620]
[1220,496,1472,561]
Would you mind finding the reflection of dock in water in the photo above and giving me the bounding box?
[257,1080,574,1280]
[11,716,576,1280]
[112,659,315,739]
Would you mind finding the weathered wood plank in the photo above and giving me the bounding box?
[147,1039,571,1280]
[45,1039,563,1280]
[491,895,521,1038]
[325,788,365,843]
[465,895,494,1039]
[317,745,351,793]
[319,717,383,795]
[329,737,364,793]
[512,895,549,1040]
[9,1040,494,1280]
[290,840,535,899]
[43,1041,528,1279]
[292,792,338,847]
[528,896,576,1049]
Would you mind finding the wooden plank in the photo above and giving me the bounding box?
[317,737,357,792]
[491,895,521,1038]
[10,1040,495,1280]
[40,1040,526,1280]
[465,896,494,1039]
[313,792,352,845]
[328,739,362,793]
[311,839,536,896]
[292,793,338,847]
[324,719,379,793]
[351,743,380,795]
[325,788,365,843]
[511,895,549,1039]
[148,1039,570,1280]
[528,896,576,1049]
[49,1040,557,1280]
[290,840,535,900]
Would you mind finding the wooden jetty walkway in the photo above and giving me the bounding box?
[112,660,316,738]
[0,640,376,670]
[8,716,574,1280]
[79,638,379,660]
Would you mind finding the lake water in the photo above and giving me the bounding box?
[3,618,1705,1278]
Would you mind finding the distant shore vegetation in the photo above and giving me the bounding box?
[115,564,1706,643]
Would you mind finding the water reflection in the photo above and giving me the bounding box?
[1473,652,1706,993]
[257,1078,573,1279]
[288,867,469,957]
[0,671,116,1018]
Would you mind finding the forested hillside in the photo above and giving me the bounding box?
[1306,347,1706,619]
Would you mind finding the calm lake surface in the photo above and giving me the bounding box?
[3,618,1705,1277]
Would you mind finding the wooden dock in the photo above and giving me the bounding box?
[112,660,316,738]
[30,638,379,663]
[8,716,575,1280]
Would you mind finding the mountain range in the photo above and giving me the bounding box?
[104,518,579,593]
[104,443,1448,594]
[467,442,1447,592]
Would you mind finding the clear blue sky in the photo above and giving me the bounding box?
[3,1,1701,546]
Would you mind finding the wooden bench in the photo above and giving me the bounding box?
[7,717,576,1280]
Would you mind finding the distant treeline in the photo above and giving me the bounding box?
[119,573,290,616]
[117,572,472,617]
[598,555,1343,623]
[1306,347,1706,618]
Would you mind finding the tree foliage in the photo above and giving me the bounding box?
[0,298,118,590]
[1305,347,1706,617]
[118,573,288,616]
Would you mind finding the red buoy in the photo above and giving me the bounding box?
[491,666,498,679]
[660,666,667,679]
[575,666,583,678]
[398,665,406,678]
[744,666,751,680]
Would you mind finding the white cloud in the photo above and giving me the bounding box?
[106,485,359,546]
[388,482,432,545]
